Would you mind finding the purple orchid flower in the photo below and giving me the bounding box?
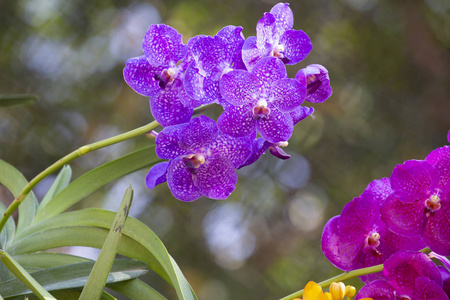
[380,145,450,255]
[242,3,312,71]
[322,179,425,283]
[356,251,449,300]
[295,64,333,103]
[218,56,306,143]
[145,116,252,201]
[183,26,245,108]
[123,24,193,126]
[238,106,314,168]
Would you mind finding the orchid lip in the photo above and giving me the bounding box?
[425,194,441,215]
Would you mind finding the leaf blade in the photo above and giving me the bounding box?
[33,146,160,223]
[0,160,37,238]
[79,186,134,300]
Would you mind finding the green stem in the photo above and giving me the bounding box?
[0,104,216,233]
[279,247,432,300]
[0,119,159,233]
[279,264,383,300]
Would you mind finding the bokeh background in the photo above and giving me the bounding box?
[1,0,449,299]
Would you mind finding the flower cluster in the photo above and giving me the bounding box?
[123,3,332,201]
[322,131,450,299]
[293,281,371,300]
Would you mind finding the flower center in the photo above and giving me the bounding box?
[182,153,206,175]
[252,99,270,120]
[425,194,441,217]
[155,67,177,89]
[270,44,285,59]
[367,232,381,248]
[306,74,322,94]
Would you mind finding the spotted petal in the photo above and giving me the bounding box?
[242,36,265,71]
[414,276,450,300]
[271,78,306,112]
[256,12,277,49]
[256,107,293,143]
[384,251,442,297]
[279,29,312,65]
[178,115,218,150]
[355,280,396,300]
[194,157,237,199]
[143,24,187,67]
[167,158,202,202]
[425,146,450,187]
[210,134,253,168]
[123,56,163,97]
[150,80,193,127]
[217,104,256,138]
[380,194,427,236]
[269,3,294,39]
[220,70,259,106]
[390,160,439,203]
[216,25,246,70]
[155,123,189,159]
[422,203,450,255]
[252,57,287,92]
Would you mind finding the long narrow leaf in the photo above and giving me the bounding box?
[80,186,133,300]
[0,259,148,298]
[33,146,160,223]
[0,250,55,300]
[35,165,72,217]
[10,208,197,300]
[108,278,167,300]
[0,202,15,252]
[0,94,38,107]
[0,160,37,238]
[14,253,166,300]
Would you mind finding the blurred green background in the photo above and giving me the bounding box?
[1,0,449,299]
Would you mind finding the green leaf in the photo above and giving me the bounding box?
[10,208,197,300]
[0,94,38,107]
[33,146,160,223]
[80,186,133,300]
[0,250,56,300]
[0,160,37,238]
[0,202,15,253]
[108,278,167,300]
[0,259,148,298]
[14,253,166,300]
[14,253,90,270]
[35,165,72,218]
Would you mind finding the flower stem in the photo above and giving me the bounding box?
[278,264,383,300]
[279,247,432,300]
[0,120,159,233]
[0,103,215,234]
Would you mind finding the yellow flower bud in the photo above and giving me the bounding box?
[345,285,356,299]
[329,282,345,300]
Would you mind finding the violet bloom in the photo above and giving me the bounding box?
[123,24,193,126]
[380,145,450,255]
[356,251,449,300]
[242,3,312,70]
[218,56,306,143]
[145,116,252,201]
[238,106,314,168]
[322,179,425,283]
[183,26,245,107]
[295,64,333,103]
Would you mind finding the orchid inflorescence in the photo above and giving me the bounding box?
[123,2,450,299]
[322,131,450,299]
[123,2,332,202]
